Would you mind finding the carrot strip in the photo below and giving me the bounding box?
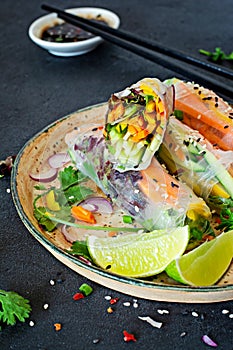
[71,206,96,224]
[174,81,233,150]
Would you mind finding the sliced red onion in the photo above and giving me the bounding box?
[77,255,92,266]
[61,224,77,243]
[81,197,113,214]
[202,335,218,347]
[29,168,57,183]
[47,152,70,169]
[81,203,98,212]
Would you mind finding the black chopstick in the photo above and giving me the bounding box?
[41,4,233,99]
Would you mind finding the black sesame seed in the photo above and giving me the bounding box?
[224,125,229,129]
[106,265,112,270]
[215,103,219,108]
[171,181,179,188]
[183,140,189,146]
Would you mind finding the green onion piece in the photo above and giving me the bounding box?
[79,283,93,296]
[123,215,134,224]
[173,109,184,120]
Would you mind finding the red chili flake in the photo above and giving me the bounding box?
[215,217,221,224]
[110,297,119,305]
[73,292,85,300]
[123,330,137,342]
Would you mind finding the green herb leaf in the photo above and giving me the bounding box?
[58,166,87,190]
[64,185,93,204]
[68,240,93,261]
[34,206,57,231]
[199,47,233,62]
[217,208,233,231]
[0,290,31,326]
[34,184,47,191]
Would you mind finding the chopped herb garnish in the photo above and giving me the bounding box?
[199,47,233,62]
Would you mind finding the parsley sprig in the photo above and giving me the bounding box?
[0,290,31,327]
[199,47,233,62]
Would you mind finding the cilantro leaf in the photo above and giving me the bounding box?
[58,166,87,190]
[217,208,233,232]
[68,240,93,262]
[34,206,57,231]
[0,290,31,326]
[64,185,93,204]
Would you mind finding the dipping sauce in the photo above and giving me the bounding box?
[41,16,109,43]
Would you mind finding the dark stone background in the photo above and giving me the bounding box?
[1,1,233,349]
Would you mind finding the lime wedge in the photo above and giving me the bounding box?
[166,230,233,286]
[87,226,189,277]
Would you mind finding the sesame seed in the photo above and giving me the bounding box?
[215,103,219,108]
[229,314,233,319]
[191,311,199,317]
[123,302,131,307]
[43,303,49,310]
[134,205,139,213]
[104,295,112,300]
[180,332,187,337]
[93,339,100,344]
[49,279,55,285]
[29,320,35,327]
[6,188,11,193]
[222,309,229,314]
[133,302,139,308]
[224,125,229,129]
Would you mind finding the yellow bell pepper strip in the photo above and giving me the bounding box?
[71,205,96,224]
[46,190,61,211]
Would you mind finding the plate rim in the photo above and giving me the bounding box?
[11,102,233,302]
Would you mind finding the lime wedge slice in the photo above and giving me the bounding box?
[166,230,233,286]
[87,226,189,277]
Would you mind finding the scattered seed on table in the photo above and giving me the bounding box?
[29,320,35,327]
[43,303,49,310]
[180,332,187,337]
[93,339,100,344]
[222,309,229,314]
[104,295,111,300]
[191,311,199,317]
[229,314,233,319]
[123,302,131,307]
[133,302,139,308]
[6,188,10,193]
[49,279,55,286]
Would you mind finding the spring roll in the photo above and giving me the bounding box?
[104,77,174,171]
[158,116,233,205]
[165,78,233,151]
[66,125,211,231]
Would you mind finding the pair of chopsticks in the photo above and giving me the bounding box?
[41,4,233,99]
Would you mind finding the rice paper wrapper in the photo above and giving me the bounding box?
[104,77,174,172]
[66,125,208,231]
[159,116,233,200]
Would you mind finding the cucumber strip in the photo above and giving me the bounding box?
[196,144,233,199]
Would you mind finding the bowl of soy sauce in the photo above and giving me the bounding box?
[28,7,120,57]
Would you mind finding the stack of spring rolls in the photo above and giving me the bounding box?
[66,77,233,235]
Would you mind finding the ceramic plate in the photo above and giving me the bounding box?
[11,103,233,303]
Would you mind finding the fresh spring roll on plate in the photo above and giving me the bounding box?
[165,78,233,151]
[158,116,233,209]
[104,77,174,171]
[66,125,211,232]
